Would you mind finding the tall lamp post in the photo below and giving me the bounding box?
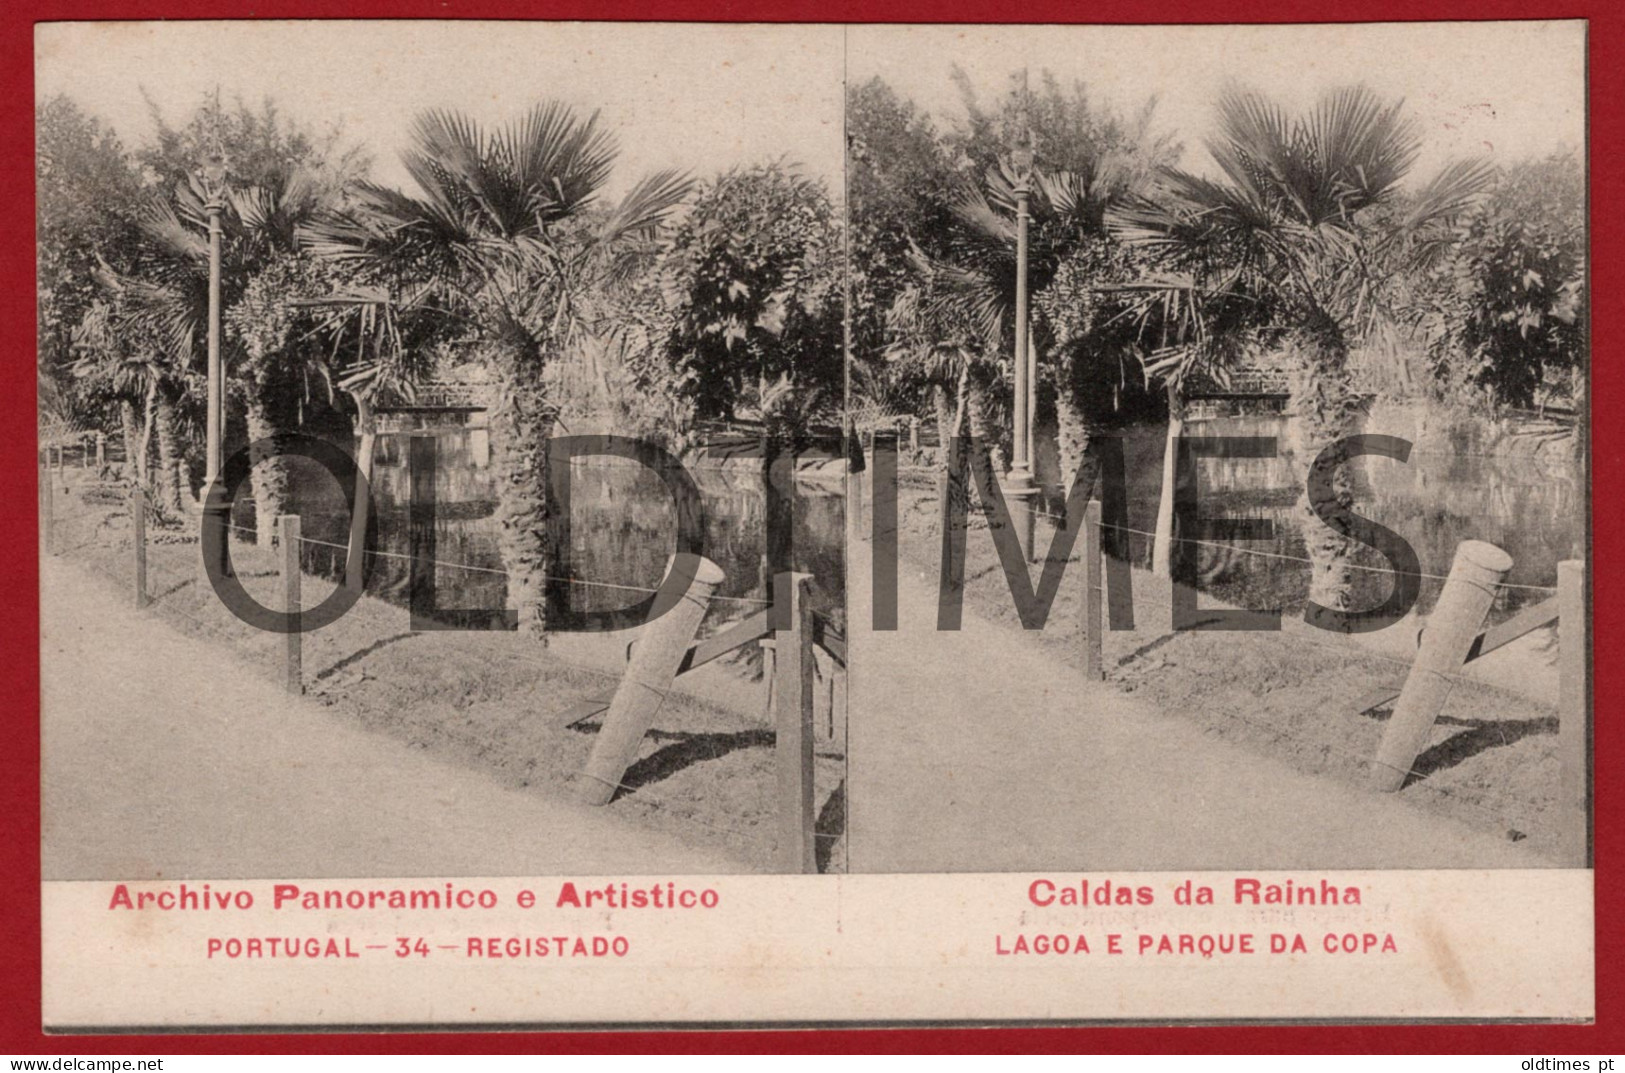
[198,152,229,588]
[201,152,228,489]
[1003,139,1038,562]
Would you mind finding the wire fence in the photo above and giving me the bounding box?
[257,521,775,608]
[1005,499,1564,696]
[1022,503,1560,595]
[46,459,1571,868]
[41,472,847,874]
[912,480,1575,849]
[1099,576,1538,839]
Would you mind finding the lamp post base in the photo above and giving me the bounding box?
[1002,472,1038,564]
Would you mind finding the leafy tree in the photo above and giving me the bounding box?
[136,92,349,201]
[847,78,961,409]
[36,95,147,432]
[303,103,691,638]
[659,161,843,428]
[905,74,1175,494]
[1109,85,1492,613]
[1406,150,1585,409]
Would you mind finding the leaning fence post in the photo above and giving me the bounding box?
[1370,540,1513,792]
[279,514,303,695]
[577,555,725,806]
[1082,500,1104,680]
[1557,559,1588,866]
[774,571,817,874]
[131,488,147,608]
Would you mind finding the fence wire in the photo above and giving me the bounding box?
[1112,582,1541,839]
[917,484,1565,843]
[45,478,845,873]
[1020,503,1559,594]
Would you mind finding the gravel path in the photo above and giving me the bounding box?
[844,529,1553,873]
[41,556,748,880]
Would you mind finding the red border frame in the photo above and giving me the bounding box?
[4,1,1615,1054]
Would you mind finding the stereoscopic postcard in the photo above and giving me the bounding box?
[35,17,1591,1027]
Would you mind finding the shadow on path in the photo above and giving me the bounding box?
[1358,704,1559,784]
[314,632,424,682]
[607,728,775,797]
[815,779,847,873]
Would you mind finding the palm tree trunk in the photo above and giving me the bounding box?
[1152,381,1185,578]
[488,336,555,641]
[135,382,156,489]
[152,384,186,516]
[1053,366,1093,499]
[245,393,288,548]
[1571,363,1586,465]
[937,363,972,534]
[1286,311,1361,615]
[964,370,1001,522]
[931,382,953,460]
[118,400,144,484]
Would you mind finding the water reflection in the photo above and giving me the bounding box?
[1037,412,1582,623]
[264,429,846,636]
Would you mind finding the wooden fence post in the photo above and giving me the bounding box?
[131,488,147,608]
[821,648,837,745]
[761,637,777,713]
[845,423,866,539]
[774,571,817,874]
[1082,499,1104,680]
[577,555,724,806]
[40,463,54,554]
[280,514,303,695]
[1370,540,1512,791]
[830,658,847,754]
[872,430,898,632]
[1557,559,1588,867]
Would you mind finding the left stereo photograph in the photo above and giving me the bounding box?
[37,19,850,888]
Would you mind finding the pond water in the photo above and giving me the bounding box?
[254,407,1578,636]
[1034,408,1584,623]
[263,427,847,636]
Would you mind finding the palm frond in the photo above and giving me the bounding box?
[505,102,618,223]
[598,169,694,243]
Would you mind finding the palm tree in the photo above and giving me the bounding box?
[903,152,1155,510]
[69,290,194,514]
[300,104,691,639]
[123,167,336,539]
[1108,85,1491,612]
[885,244,1008,519]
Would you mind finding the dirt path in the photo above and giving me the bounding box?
[41,557,749,880]
[845,530,1552,873]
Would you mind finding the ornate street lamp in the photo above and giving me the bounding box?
[200,150,229,490]
[197,149,230,586]
[1004,136,1038,561]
